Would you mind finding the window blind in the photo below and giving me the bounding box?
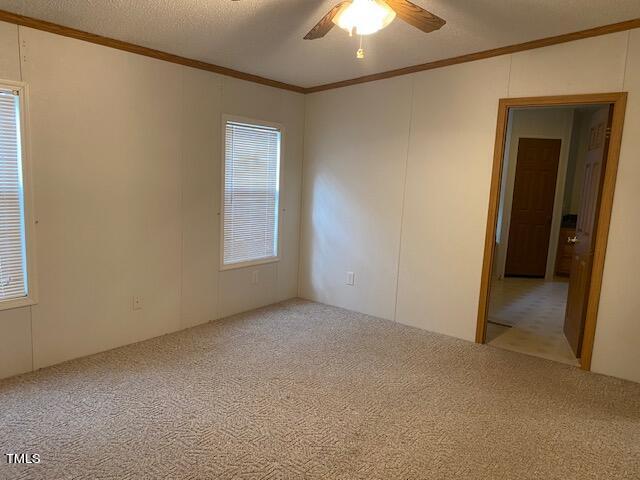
[0,89,27,300]
[223,121,281,267]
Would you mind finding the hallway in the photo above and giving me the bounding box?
[486,278,579,366]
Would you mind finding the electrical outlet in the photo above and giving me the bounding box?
[251,270,259,285]
[346,271,355,286]
[132,295,143,311]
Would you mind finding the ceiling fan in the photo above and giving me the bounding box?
[304,0,445,57]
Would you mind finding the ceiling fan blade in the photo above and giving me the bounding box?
[304,1,351,40]
[383,0,445,33]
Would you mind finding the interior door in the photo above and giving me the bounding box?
[564,105,613,357]
[505,138,562,277]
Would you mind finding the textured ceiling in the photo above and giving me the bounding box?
[1,0,639,88]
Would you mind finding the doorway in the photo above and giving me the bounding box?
[476,93,627,370]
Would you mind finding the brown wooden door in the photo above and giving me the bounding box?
[505,138,561,277]
[564,105,612,356]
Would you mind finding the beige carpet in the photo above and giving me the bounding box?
[1,300,639,480]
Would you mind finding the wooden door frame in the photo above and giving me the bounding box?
[475,92,628,371]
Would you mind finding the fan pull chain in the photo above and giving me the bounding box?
[357,35,364,59]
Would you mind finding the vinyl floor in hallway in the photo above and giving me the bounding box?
[486,277,579,366]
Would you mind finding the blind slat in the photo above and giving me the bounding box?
[223,121,281,266]
[0,90,28,300]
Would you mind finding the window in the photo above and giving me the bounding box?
[0,83,33,307]
[222,118,281,269]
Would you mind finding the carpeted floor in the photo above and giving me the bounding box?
[1,299,639,480]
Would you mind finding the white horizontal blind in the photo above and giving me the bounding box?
[0,89,27,300]
[223,121,281,267]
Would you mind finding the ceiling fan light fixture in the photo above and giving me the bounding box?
[332,0,396,36]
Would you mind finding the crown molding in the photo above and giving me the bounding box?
[305,18,640,93]
[0,9,638,95]
[0,9,306,94]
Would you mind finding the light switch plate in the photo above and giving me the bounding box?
[132,295,143,311]
[346,271,355,286]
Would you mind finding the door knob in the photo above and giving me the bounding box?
[567,236,578,244]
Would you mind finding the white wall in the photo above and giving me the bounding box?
[494,108,575,280]
[0,20,637,384]
[396,57,511,341]
[0,23,304,379]
[592,28,640,383]
[300,29,640,383]
[300,77,412,319]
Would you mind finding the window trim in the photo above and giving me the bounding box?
[0,80,38,311]
[219,114,284,272]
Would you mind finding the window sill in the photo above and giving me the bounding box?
[220,257,280,272]
[0,295,36,312]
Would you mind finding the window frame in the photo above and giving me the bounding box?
[0,80,38,311]
[219,114,284,272]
